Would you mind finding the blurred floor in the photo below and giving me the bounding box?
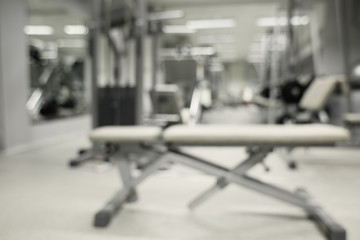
[0,138,360,240]
[0,105,360,240]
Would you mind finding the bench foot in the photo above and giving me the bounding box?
[296,188,346,240]
[288,160,297,169]
[126,189,138,203]
[94,209,113,227]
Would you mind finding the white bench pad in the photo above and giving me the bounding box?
[89,126,162,142]
[89,124,350,145]
[344,113,360,124]
[163,124,350,145]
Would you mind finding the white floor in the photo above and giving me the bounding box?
[0,137,360,240]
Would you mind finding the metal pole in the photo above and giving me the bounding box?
[135,0,148,125]
[268,11,282,124]
[151,23,160,115]
[309,6,322,77]
[151,23,160,90]
[335,0,352,112]
[286,0,295,78]
[90,0,101,128]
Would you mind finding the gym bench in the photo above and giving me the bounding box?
[89,124,349,240]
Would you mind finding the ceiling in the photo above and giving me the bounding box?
[158,2,281,62]
[27,0,285,62]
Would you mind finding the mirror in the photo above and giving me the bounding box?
[26,0,89,123]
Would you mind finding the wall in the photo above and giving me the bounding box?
[0,0,32,151]
[0,26,3,149]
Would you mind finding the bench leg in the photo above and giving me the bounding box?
[169,150,346,240]
[117,157,138,203]
[69,149,95,167]
[188,148,271,209]
[94,153,168,227]
[296,188,346,240]
[94,156,134,227]
[94,188,130,227]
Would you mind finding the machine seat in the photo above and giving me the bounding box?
[344,113,360,125]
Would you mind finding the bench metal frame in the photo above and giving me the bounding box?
[93,143,346,240]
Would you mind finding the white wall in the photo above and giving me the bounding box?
[0,0,32,151]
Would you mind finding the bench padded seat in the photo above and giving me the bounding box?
[89,126,162,142]
[90,124,350,146]
[344,113,360,125]
[163,124,350,145]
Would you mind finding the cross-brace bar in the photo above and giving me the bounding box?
[93,146,346,240]
[168,149,346,240]
[188,147,272,209]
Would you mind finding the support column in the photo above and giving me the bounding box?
[0,0,31,151]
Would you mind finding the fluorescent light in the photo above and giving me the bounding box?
[64,25,88,35]
[257,17,281,27]
[191,47,216,56]
[187,19,236,30]
[24,25,54,35]
[149,10,184,21]
[163,25,196,34]
[256,16,310,27]
[299,16,310,25]
[57,39,87,48]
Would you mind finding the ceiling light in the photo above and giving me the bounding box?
[24,25,54,35]
[64,25,88,35]
[256,16,310,27]
[149,10,184,21]
[163,25,196,34]
[191,47,216,56]
[187,19,236,30]
[256,17,280,27]
[57,39,87,48]
[300,16,310,25]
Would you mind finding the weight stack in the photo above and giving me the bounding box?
[97,86,136,126]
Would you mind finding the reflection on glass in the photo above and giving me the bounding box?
[26,0,88,123]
